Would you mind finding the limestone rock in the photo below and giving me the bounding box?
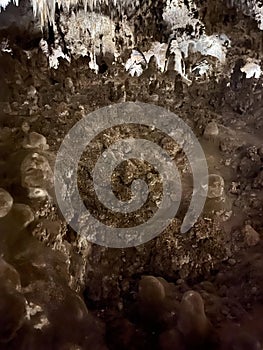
[12,204,34,228]
[203,121,219,140]
[22,132,49,150]
[21,121,30,133]
[138,276,179,327]
[177,290,214,348]
[0,188,13,218]
[222,331,261,350]
[243,224,260,247]
[207,174,225,199]
[0,127,12,146]
[28,187,49,199]
[0,286,26,343]
[253,170,263,189]
[64,77,75,93]
[106,317,147,350]
[239,156,261,178]
[20,152,53,190]
[159,329,186,350]
[27,85,38,105]
[0,257,21,291]
[139,275,166,306]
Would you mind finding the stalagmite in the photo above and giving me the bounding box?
[177,290,213,348]
[0,188,13,218]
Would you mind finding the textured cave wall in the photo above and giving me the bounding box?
[0,1,263,349]
[0,1,262,73]
[0,1,262,277]
[0,0,42,45]
[1,0,262,78]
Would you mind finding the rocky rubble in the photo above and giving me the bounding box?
[0,127,107,349]
[0,43,262,346]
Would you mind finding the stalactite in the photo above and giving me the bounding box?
[0,0,126,26]
[0,0,19,11]
[2,0,262,31]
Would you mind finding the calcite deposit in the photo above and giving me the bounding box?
[0,0,262,349]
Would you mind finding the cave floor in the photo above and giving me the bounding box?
[0,38,262,349]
